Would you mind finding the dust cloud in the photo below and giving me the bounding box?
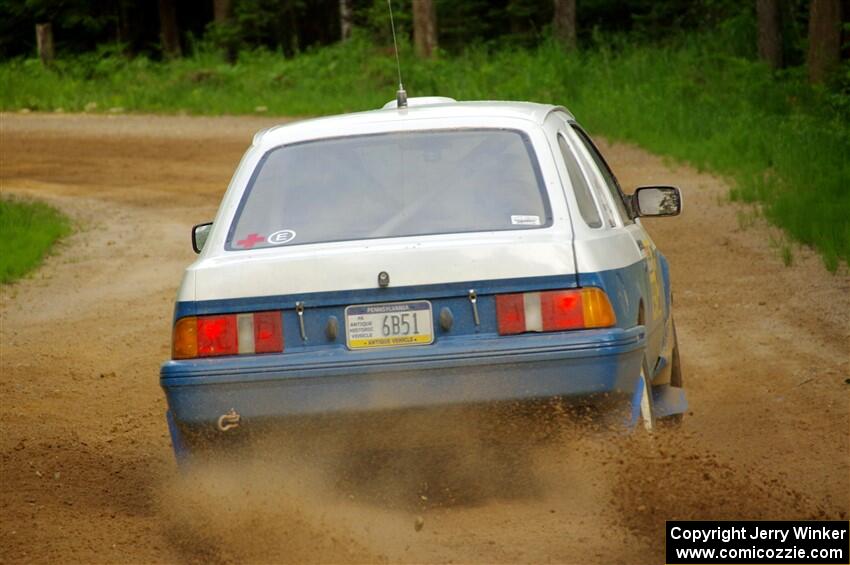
[155,403,843,564]
[157,404,625,563]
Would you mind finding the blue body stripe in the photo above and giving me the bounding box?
[173,263,647,331]
[657,250,672,312]
[174,273,582,319]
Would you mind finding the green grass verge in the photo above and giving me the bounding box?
[0,198,71,284]
[2,36,848,269]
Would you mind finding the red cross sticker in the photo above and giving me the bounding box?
[237,233,265,248]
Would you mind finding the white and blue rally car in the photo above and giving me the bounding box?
[161,97,687,460]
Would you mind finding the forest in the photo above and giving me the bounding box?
[0,0,846,70]
[1,0,848,270]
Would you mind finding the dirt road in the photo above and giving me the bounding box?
[1,113,848,564]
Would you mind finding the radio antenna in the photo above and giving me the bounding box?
[387,0,407,108]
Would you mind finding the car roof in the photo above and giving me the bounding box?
[253,99,575,147]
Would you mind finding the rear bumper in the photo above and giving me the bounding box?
[160,327,645,427]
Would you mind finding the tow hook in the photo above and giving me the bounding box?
[217,408,241,432]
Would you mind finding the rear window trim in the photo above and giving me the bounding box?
[224,127,553,251]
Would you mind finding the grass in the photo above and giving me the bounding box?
[1,35,848,270]
[736,209,758,231]
[0,198,71,284]
[781,244,794,267]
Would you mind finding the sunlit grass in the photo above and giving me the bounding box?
[1,35,847,269]
[0,198,71,284]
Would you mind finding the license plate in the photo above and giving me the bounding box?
[345,301,434,350]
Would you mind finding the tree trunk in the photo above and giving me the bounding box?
[158,0,182,59]
[116,0,131,49]
[213,0,236,62]
[287,1,300,56]
[35,23,54,65]
[757,0,782,69]
[213,0,232,24]
[412,0,437,58]
[553,0,577,49]
[807,0,842,83]
[340,0,353,41]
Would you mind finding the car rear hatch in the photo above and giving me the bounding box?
[176,124,585,356]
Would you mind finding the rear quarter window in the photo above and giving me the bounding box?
[557,134,602,229]
[572,126,633,225]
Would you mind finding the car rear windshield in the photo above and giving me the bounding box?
[226,128,551,250]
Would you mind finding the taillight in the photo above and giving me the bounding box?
[496,288,615,335]
[172,317,198,359]
[494,294,525,335]
[197,314,238,356]
[252,311,283,353]
[172,311,283,359]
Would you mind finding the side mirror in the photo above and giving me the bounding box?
[633,186,682,217]
[191,222,213,254]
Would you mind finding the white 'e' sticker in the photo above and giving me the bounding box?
[267,229,296,245]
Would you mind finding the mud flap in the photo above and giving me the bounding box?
[651,385,688,419]
[166,409,190,467]
[627,376,644,429]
